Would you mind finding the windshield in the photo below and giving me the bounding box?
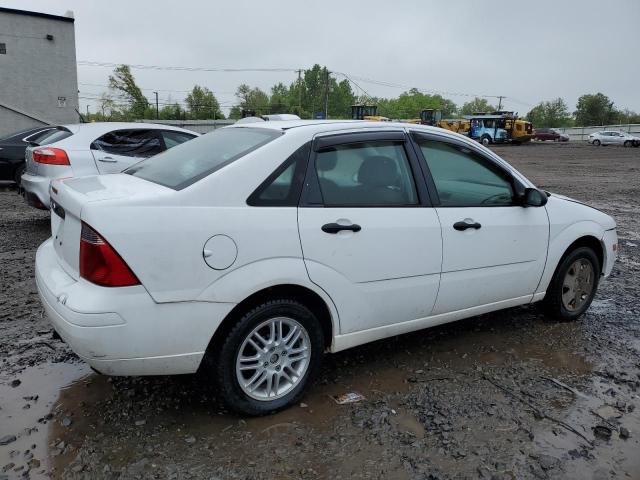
[125,127,282,190]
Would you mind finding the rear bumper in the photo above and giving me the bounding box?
[35,238,236,376]
[21,173,50,209]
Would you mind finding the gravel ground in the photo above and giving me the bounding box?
[0,142,639,480]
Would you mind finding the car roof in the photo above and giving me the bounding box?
[227,119,444,135]
[58,122,197,136]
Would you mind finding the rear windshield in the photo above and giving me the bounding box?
[125,127,281,190]
[35,127,73,145]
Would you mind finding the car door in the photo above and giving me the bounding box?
[600,132,613,145]
[91,129,164,173]
[411,132,549,314]
[297,130,442,335]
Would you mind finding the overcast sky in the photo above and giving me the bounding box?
[5,0,640,116]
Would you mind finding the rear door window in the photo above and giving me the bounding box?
[126,127,281,190]
[92,130,163,158]
[314,141,418,206]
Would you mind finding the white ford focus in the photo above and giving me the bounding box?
[35,120,617,415]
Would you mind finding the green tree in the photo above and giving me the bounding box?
[269,82,291,114]
[460,97,496,115]
[185,85,224,119]
[108,65,148,119]
[617,109,640,124]
[574,93,617,126]
[236,84,270,115]
[526,98,573,128]
[377,89,457,119]
[327,78,356,119]
[228,105,242,119]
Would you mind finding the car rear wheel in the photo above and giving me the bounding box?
[213,299,324,416]
[542,247,600,321]
[592,139,601,146]
[624,140,632,147]
[481,135,491,146]
[13,163,25,186]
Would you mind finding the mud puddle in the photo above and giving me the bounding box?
[0,362,91,478]
[532,374,640,480]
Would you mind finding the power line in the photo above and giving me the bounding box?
[78,61,298,73]
[77,60,504,101]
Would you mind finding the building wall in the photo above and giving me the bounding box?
[0,9,78,137]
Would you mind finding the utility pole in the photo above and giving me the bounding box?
[497,96,504,111]
[297,69,302,116]
[154,91,159,119]
[324,69,330,119]
[86,104,89,117]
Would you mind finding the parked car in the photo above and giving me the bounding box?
[0,126,59,185]
[21,123,198,209]
[533,128,569,142]
[36,121,617,415]
[588,131,640,147]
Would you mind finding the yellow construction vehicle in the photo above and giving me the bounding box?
[351,105,391,122]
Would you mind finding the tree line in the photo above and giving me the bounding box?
[86,64,640,128]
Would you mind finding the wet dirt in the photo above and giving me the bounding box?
[1,143,639,479]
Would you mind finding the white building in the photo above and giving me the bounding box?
[0,7,79,137]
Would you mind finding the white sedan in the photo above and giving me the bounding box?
[21,122,197,209]
[35,120,618,415]
[588,130,640,147]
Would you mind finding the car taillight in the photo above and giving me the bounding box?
[80,222,140,287]
[32,147,70,165]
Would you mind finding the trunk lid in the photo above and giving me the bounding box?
[49,174,172,280]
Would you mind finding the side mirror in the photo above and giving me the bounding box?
[522,188,548,207]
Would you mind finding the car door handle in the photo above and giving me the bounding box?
[453,221,481,231]
[321,223,362,234]
[98,156,117,163]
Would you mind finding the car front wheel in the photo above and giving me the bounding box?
[624,140,632,147]
[213,299,324,416]
[543,247,600,321]
[592,139,601,146]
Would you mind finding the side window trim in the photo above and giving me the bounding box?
[409,131,525,208]
[246,142,311,207]
[300,132,431,208]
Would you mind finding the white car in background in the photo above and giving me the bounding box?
[35,120,617,415]
[588,131,640,147]
[21,123,197,209]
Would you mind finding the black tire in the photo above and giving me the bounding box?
[624,140,632,147]
[13,163,25,186]
[542,247,600,321]
[480,135,492,146]
[592,139,601,146]
[211,299,324,416]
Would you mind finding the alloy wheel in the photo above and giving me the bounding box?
[561,259,595,312]
[235,317,311,401]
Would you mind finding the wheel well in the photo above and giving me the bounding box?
[562,235,604,272]
[205,284,334,357]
